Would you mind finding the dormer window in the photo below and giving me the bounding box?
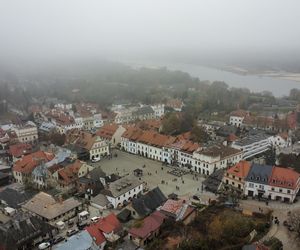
[250,176,253,180]
[256,177,260,181]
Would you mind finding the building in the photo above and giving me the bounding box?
[223,161,251,191]
[0,172,9,187]
[12,151,55,184]
[232,132,272,159]
[151,104,165,118]
[166,139,200,167]
[270,132,292,149]
[192,145,242,175]
[12,121,38,144]
[0,213,56,250]
[86,213,122,243]
[54,230,98,250]
[244,164,300,203]
[129,187,167,219]
[101,175,143,208]
[128,211,166,247]
[268,167,300,203]
[96,123,126,147]
[166,99,184,112]
[229,110,249,127]
[8,143,32,162]
[244,164,273,199]
[85,225,106,250]
[54,159,94,193]
[66,130,110,160]
[22,192,82,224]
[0,187,36,209]
[159,199,196,223]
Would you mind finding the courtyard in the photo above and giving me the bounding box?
[92,149,216,202]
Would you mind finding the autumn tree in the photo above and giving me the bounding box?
[190,125,210,143]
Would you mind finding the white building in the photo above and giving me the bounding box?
[192,145,242,175]
[103,175,143,208]
[13,121,38,144]
[244,164,300,203]
[232,132,272,159]
[151,104,165,118]
[229,110,249,127]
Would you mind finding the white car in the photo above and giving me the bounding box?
[91,157,100,163]
[38,242,51,250]
[90,216,100,223]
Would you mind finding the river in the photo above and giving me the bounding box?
[123,61,300,97]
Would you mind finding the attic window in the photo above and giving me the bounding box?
[250,176,253,180]
[256,177,260,181]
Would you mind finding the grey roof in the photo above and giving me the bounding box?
[54,230,97,250]
[102,175,142,198]
[32,148,72,177]
[91,193,109,206]
[245,164,273,184]
[132,187,167,217]
[133,106,154,116]
[89,167,106,180]
[22,192,82,220]
[0,188,37,208]
[0,214,55,250]
[216,125,237,137]
[234,132,271,147]
[117,208,132,222]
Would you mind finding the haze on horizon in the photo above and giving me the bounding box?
[0,0,300,69]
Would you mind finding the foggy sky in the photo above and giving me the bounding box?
[0,0,300,65]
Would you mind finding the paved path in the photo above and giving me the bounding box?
[240,199,300,250]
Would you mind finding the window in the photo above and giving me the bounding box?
[249,183,254,188]
[279,189,282,193]
[287,190,291,194]
[271,187,274,191]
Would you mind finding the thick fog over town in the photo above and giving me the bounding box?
[0,0,300,65]
[1,1,300,250]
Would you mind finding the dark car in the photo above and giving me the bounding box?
[66,228,79,237]
[78,222,89,230]
[52,236,65,244]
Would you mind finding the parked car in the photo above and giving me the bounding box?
[66,228,79,237]
[77,221,89,230]
[90,216,100,223]
[91,157,101,163]
[38,242,51,250]
[52,236,65,244]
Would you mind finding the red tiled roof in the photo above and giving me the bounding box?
[166,99,183,109]
[85,225,106,245]
[227,161,251,179]
[160,199,184,215]
[9,143,32,158]
[58,160,83,185]
[136,119,162,131]
[227,133,238,142]
[12,151,54,174]
[278,132,288,140]
[230,110,249,117]
[269,166,300,189]
[94,213,121,234]
[96,123,119,140]
[129,211,166,239]
[138,130,176,148]
[169,139,200,153]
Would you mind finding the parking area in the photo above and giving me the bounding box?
[95,149,214,200]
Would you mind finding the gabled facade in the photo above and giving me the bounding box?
[223,161,251,191]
